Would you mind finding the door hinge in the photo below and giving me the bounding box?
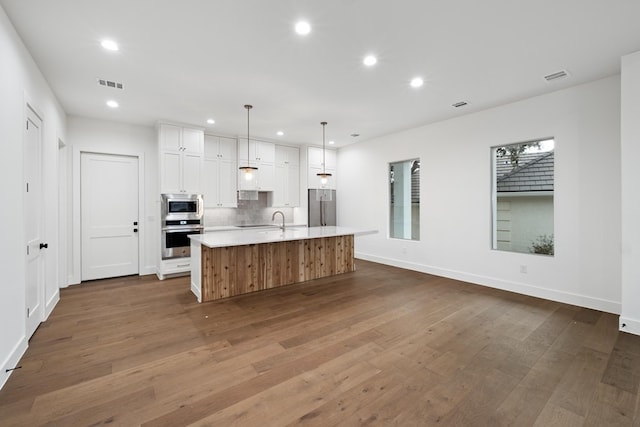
[27,245,29,255]
[27,307,30,317]
[26,120,29,130]
[26,182,29,192]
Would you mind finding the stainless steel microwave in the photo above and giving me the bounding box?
[161,193,203,223]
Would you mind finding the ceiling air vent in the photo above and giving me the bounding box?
[544,70,569,82]
[97,78,124,90]
[452,101,468,108]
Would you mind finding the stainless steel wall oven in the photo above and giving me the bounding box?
[161,193,204,259]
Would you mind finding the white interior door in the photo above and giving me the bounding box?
[25,107,44,339]
[81,153,139,281]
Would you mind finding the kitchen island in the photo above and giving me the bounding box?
[189,226,376,302]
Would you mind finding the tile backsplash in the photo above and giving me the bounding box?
[204,192,294,226]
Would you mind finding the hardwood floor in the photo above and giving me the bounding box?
[1,260,639,426]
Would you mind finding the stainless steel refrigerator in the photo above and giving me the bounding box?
[308,189,336,226]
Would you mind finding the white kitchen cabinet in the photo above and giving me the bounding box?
[275,145,300,166]
[237,162,274,191]
[158,257,192,280]
[160,124,182,151]
[159,123,204,193]
[182,128,204,153]
[271,145,300,207]
[203,135,237,207]
[238,139,275,163]
[308,146,336,189]
[308,146,336,169]
[239,139,275,163]
[238,139,275,191]
[181,153,202,193]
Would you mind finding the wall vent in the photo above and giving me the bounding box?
[97,78,124,89]
[452,101,468,108]
[544,70,569,82]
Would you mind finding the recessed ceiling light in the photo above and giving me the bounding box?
[106,100,119,108]
[101,40,119,51]
[410,77,424,88]
[363,55,377,67]
[295,21,311,35]
[329,140,335,145]
[276,131,284,136]
[207,119,215,124]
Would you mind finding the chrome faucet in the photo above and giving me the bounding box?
[272,210,285,231]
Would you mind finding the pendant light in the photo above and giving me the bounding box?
[238,104,258,181]
[316,121,332,186]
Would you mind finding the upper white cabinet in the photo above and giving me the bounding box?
[308,146,336,189]
[159,124,182,152]
[203,135,237,208]
[158,123,204,193]
[275,145,300,166]
[271,145,300,207]
[308,146,336,169]
[238,139,275,191]
[239,139,276,163]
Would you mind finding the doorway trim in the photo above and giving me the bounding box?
[58,136,69,289]
[71,146,146,285]
[23,98,45,340]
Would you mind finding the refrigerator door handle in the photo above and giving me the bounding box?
[323,199,327,226]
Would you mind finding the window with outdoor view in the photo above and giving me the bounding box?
[492,139,554,255]
[389,159,420,240]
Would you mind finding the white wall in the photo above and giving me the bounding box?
[66,116,158,282]
[621,51,640,335]
[339,76,622,314]
[0,6,66,388]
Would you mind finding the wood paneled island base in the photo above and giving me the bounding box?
[201,235,354,301]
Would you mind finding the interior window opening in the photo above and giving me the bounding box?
[492,139,555,255]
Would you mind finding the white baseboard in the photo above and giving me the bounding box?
[58,275,72,289]
[191,281,201,303]
[69,272,81,286]
[619,316,640,336]
[141,265,157,276]
[355,252,621,315]
[69,267,159,285]
[0,337,28,390]
[45,290,60,320]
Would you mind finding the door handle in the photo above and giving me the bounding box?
[39,243,48,249]
[133,221,138,226]
[133,228,138,233]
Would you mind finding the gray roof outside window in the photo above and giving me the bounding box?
[496,151,554,192]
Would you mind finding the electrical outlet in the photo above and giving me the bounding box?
[520,265,528,274]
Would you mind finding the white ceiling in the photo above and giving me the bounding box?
[2,0,640,146]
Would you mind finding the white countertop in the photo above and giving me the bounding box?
[190,226,377,248]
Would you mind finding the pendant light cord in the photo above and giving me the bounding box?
[321,121,327,174]
[245,104,252,166]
